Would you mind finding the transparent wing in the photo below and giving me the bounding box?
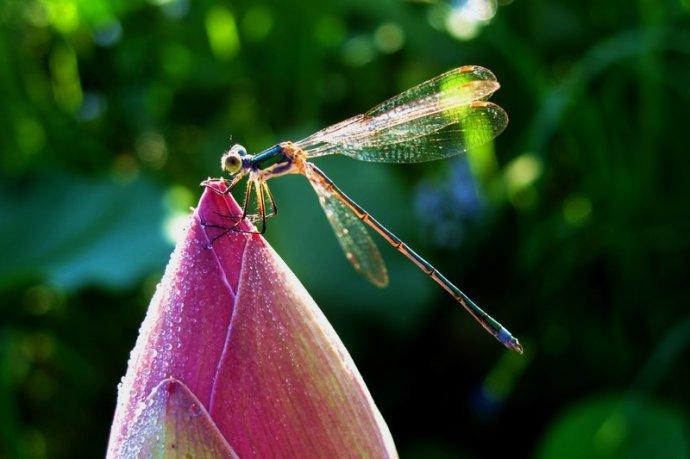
[295,66,507,163]
[307,171,389,287]
[324,102,507,163]
[367,65,498,116]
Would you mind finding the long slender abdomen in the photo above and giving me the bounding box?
[306,162,523,353]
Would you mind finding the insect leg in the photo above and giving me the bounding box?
[262,182,277,218]
[201,180,254,245]
[200,172,246,196]
[255,180,267,234]
[226,180,268,234]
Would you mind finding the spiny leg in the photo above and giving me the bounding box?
[220,181,277,234]
[213,181,278,223]
[202,217,264,246]
[199,221,233,248]
[224,173,247,196]
[204,179,273,243]
[254,180,267,234]
[224,180,268,235]
[201,172,246,197]
[262,182,277,218]
[200,176,227,190]
[209,176,253,224]
[237,178,254,221]
[202,180,255,245]
[212,173,250,221]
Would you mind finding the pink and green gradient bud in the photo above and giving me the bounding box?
[107,182,397,457]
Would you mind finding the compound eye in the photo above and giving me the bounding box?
[233,145,247,157]
[221,152,242,174]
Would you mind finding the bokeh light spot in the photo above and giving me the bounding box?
[504,154,543,190]
[77,91,107,122]
[49,44,83,112]
[46,0,80,34]
[342,35,375,67]
[159,0,190,19]
[205,6,240,61]
[165,185,194,211]
[135,131,168,169]
[23,1,50,27]
[242,5,273,42]
[443,0,501,40]
[504,153,543,209]
[460,0,498,21]
[563,195,592,226]
[162,186,193,244]
[427,3,452,31]
[162,212,190,245]
[374,23,405,54]
[93,19,122,47]
[446,8,481,40]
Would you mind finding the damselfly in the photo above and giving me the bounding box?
[202,65,522,353]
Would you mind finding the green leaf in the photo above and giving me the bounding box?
[0,173,169,290]
[537,395,689,459]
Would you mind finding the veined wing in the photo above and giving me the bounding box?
[327,102,507,163]
[306,167,389,287]
[367,65,499,116]
[295,66,507,163]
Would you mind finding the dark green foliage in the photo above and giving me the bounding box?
[0,0,688,457]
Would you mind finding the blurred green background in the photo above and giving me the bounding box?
[1,0,689,457]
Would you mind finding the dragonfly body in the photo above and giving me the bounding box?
[248,144,295,176]
[204,65,523,353]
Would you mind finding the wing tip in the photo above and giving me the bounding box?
[469,100,509,127]
[409,65,498,85]
[456,65,497,82]
[359,264,388,288]
[371,273,389,288]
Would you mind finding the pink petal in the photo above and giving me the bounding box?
[108,182,397,457]
[113,377,238,458]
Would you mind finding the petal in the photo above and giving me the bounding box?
[111,377,238,458]
[108,182,397,457]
